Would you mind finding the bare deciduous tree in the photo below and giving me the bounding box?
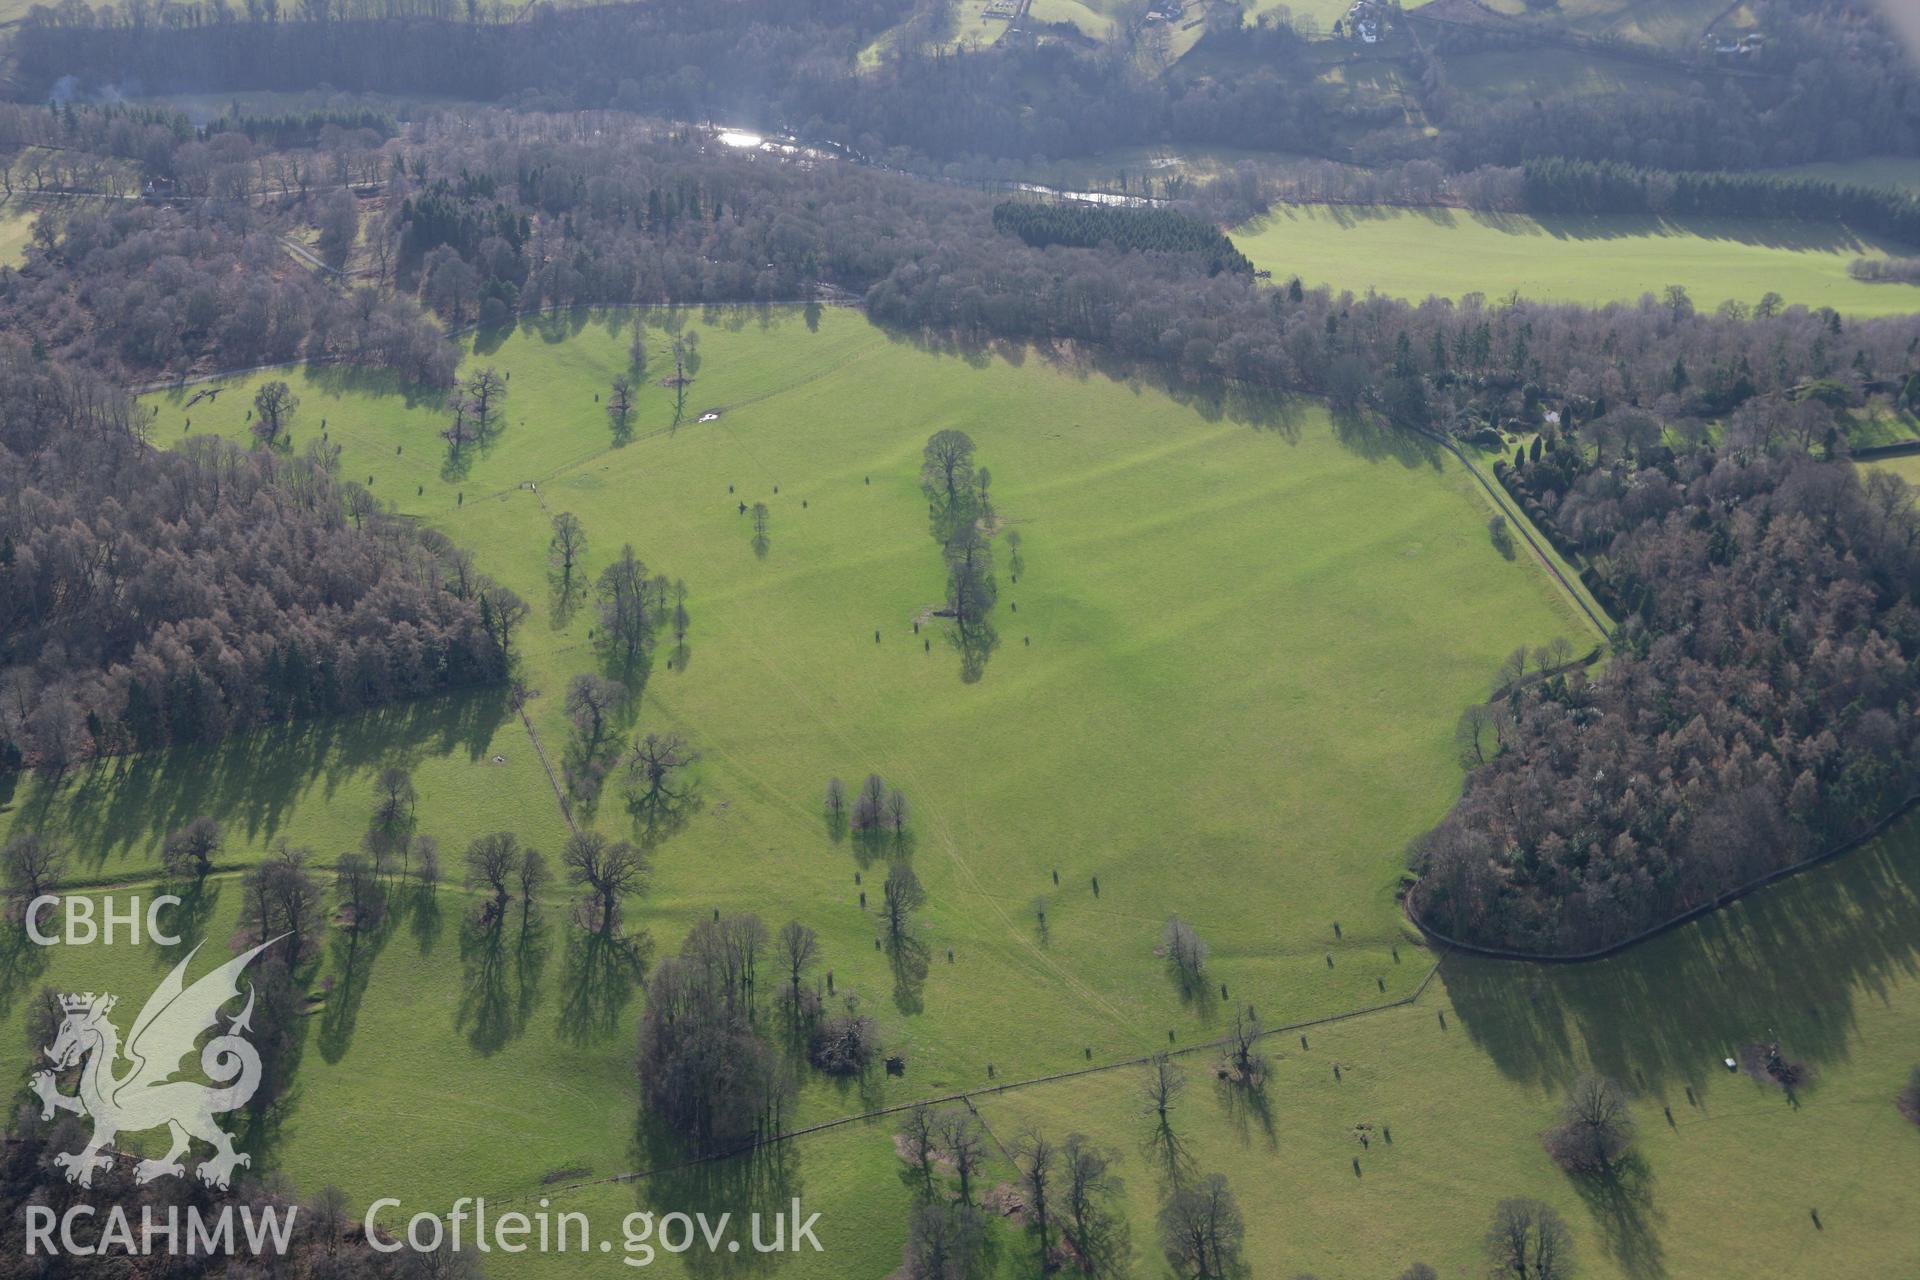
[3,832,65,910]
[937,1107,987,1206]
[1143,1051,1186,1118]
[920,429,976,508]
[1013,1129,1058,1267]
[881,862,925,953]
[853,772,888,833]
[251,381,298,446]
[625,732,698,836]
[371,767,417,856]
[1162,915,1209,994]
[596,544,657,678]
[463,831,521,926]
[549,511,588,601]
[1157,1171,1244,1280]
[778,920,819,1010]
[900,1102,940,1201]
[562,831,649,936]
[904,1198,987,1280]
[1484,1198,1573,1280]
[517,848,548,920]
[1455,702,1498,767]
[606,376,636,444]
[1224,1008,1267,1088]
[160,816,223,881]
[334,851,384,930]
[1061,1132,1127,1277]
[1545,1072,1634,1174]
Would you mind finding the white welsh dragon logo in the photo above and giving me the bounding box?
[30,938,281,1190]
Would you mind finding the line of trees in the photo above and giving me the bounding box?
[1518,157,1920,247]
[991,201,1252,277]
[921,430,1000,681]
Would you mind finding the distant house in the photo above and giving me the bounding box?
[1702,27,1763,56]
[1343,0,1382,43]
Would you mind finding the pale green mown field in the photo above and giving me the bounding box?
[1233,204,1920,317]
[7,307,1911,1276]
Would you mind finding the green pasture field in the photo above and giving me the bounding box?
[1242,0,1440,38]
[12,809,1914,1278]
[0,882,929,1280]
[1439,44,1699,102]
[1232,203,1920,317]
[1477,0,1739,49]
[1863,451,1920,488]
[0,305,1602,1271]
[978,812,1920,1279]
[0,199,35,266]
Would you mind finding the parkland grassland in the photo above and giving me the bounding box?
[1232,204,1920,317]
[1,307,1914,1278]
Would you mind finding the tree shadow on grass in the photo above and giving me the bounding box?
[890,936,930,1016]
[1441,826,1920,1112]
[547,582,585,631]
[150,879,223,970]
[232,958,318,1176]
[10,689,511,877]
[0,924,50,1022]
[1212,1076,1278,1154]
[1141,1109,1197,1191]
[1570,1152,1667,1280]
[628,778,699,852]
[556,927,650,1047]
[458,910,552,1055]
[305,362,452,412]
[318,910,394,1064]
[627,1116,802,1280]
[951,624,999,685]
[873,325,1307,440]
[409,882,446,957]
[1328,402,1447,469]
[1167,961,1219,1021]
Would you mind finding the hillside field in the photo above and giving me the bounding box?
[1477,0,1737,49]
[2,306,1913,1276]
[1233,204,1920,316]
